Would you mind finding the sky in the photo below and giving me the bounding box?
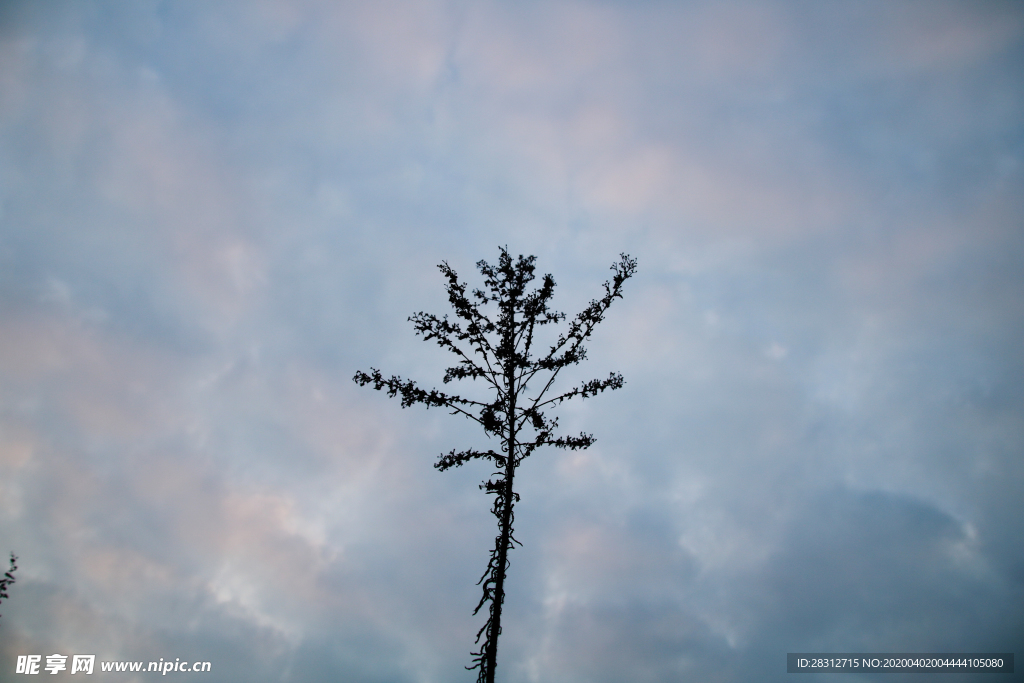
[0,1,1022,681]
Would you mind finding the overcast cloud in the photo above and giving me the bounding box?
[1,1,1022,681]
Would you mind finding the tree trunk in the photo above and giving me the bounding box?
[485,310,518,683]
[484,444,515,682]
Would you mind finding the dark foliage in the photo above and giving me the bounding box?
[354,248,636,683]
[0,553,16,619]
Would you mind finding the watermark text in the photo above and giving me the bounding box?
[16,655,211,675]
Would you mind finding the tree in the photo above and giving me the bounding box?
[0,552,16,619]
[354,248,636,683]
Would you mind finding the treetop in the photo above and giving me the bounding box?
[354,247,636,471]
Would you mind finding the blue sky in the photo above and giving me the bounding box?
[0,1,1021,681]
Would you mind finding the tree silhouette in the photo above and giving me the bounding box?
[354,248,636,682]
[0,553,16,619]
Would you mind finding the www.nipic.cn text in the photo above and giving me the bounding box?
[15,655,212,675]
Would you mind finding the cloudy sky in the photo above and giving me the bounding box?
[1,1,1021,681]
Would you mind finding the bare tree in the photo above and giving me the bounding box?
[354,248,636,683]
[0,553,16,619]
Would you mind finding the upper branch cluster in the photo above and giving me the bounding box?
[353,248,636,470]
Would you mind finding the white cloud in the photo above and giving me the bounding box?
[1,0,1021,680]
